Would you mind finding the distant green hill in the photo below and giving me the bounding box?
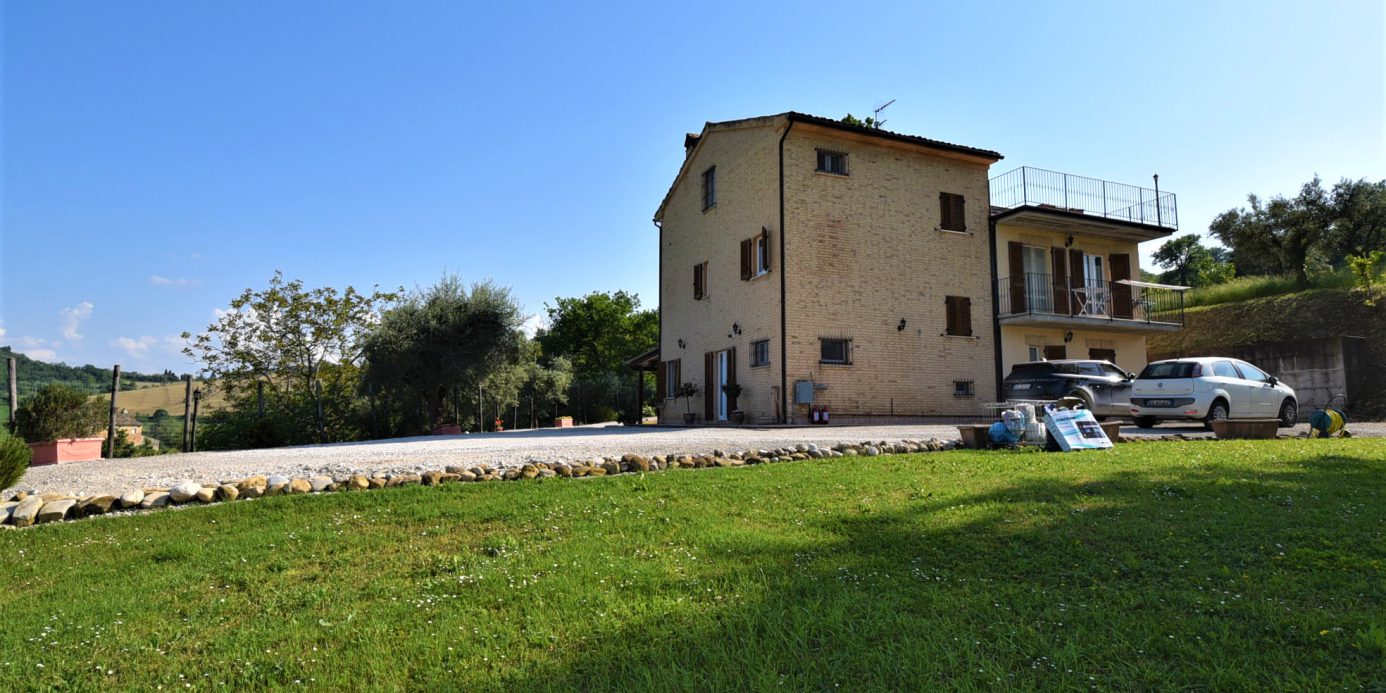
[0,347,190,427]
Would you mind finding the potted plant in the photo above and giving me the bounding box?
[15,383,109,465]
[677,383,699,425]
[722,383,745,424]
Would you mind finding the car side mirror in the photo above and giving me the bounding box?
[1126,372,1136,380]
[1267,376,1278,386]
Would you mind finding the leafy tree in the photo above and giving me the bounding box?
[1322,178,1386,267]
[14,383,107,443]
[840,114,880,128]
[537,291,657,423]
[183,272,398,444]
[362,276,526,434]
[1152,235,1213,287]
[1152,234,1235,288]
[1347,250,1385,305]
[1209,176,1386,287]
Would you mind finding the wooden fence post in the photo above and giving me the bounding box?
[106,365,121,458]
[6,357,17,434]
[182,376,194,452]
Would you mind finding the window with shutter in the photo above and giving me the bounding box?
[701,167,716,210]
[756,229,770,274]
[740,239,752,280]
[693,263,706,300]
[939,192,966,232]
[945,296,973,336]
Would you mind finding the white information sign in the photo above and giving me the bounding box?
[1043,408,1114,451]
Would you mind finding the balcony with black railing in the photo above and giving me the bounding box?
[996,273,1185,330]
[990,166,1178,232]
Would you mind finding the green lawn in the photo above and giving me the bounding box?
[2,440,1383,690]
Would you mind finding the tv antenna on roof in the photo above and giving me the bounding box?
[872,99,895,129]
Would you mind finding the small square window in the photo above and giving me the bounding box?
[816,150,848,175]
[751,339,770,367]
[953,380,975,398]
[702,166,717,210]
[820,338,851,365]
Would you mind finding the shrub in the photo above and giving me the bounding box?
[14,383,108,443]
[0,429,31,490]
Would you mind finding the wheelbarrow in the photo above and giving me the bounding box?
[1308,394,1351,438]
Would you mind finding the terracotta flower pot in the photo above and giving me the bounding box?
[28,437,105,466]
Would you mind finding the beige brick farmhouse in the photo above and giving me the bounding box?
[648,112,1182,424]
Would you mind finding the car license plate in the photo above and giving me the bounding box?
[1145,399,1172,407]
[1012,383,1030,390]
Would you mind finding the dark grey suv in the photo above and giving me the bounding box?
[1001,360,1136,420]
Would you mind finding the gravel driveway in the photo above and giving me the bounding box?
[10,421,1384,497]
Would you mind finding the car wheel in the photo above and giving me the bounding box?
[1278,399,1297,428]
[1203,399,1229,431]
[1094,415,1108,422]
[1134,416,1158,429]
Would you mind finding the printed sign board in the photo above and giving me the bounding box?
[1043,408,1114,451]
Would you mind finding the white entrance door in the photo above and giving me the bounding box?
[716,350,729,420]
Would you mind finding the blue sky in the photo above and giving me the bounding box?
[2,1,1382,373]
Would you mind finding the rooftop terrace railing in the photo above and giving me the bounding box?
[990,166,1178,230]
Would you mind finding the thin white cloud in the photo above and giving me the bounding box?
[112,335,186,361]
[150,275,202,288]
[0,326,6,338]
[521,313,546,338]
[59,301,94,340]
[24,349,58,363]
[113,336,157,358]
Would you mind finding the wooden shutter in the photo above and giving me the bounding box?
[693,263,705,300]
[1044,345,1067,360]
[950,194,966,232]
[727,347,738,411]
[1050,248,1069,315]
[656,361,667,400]
[945,296,973,337]
[1068,248,1085,315]
[761,227,771,273]
[740,238,752,280]
[703,352,715,421]
[1110,253,1133,319]
[1007,241,1026,313]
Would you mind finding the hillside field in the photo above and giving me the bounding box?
[88,380,228,417]
[1,440,1381,689]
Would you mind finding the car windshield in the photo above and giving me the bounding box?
[1138,362,1199,379]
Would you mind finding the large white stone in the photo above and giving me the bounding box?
[169,481,203,503]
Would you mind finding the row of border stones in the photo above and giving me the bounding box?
[0,437,964,528]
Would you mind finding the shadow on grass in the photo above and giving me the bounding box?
[504,452,1386,691]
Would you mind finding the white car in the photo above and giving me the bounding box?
[1130,357,1297,429]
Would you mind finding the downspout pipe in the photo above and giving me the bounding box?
[988,215,1004,401]
[778,119,794,424]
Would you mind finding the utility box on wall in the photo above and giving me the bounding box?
[794,380,815,405]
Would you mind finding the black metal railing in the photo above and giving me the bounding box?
[995,273,1185,325]
[990,166,1178,230]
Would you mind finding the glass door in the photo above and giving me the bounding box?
[1083,254,1107,315]
[1022,246,1051,312]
